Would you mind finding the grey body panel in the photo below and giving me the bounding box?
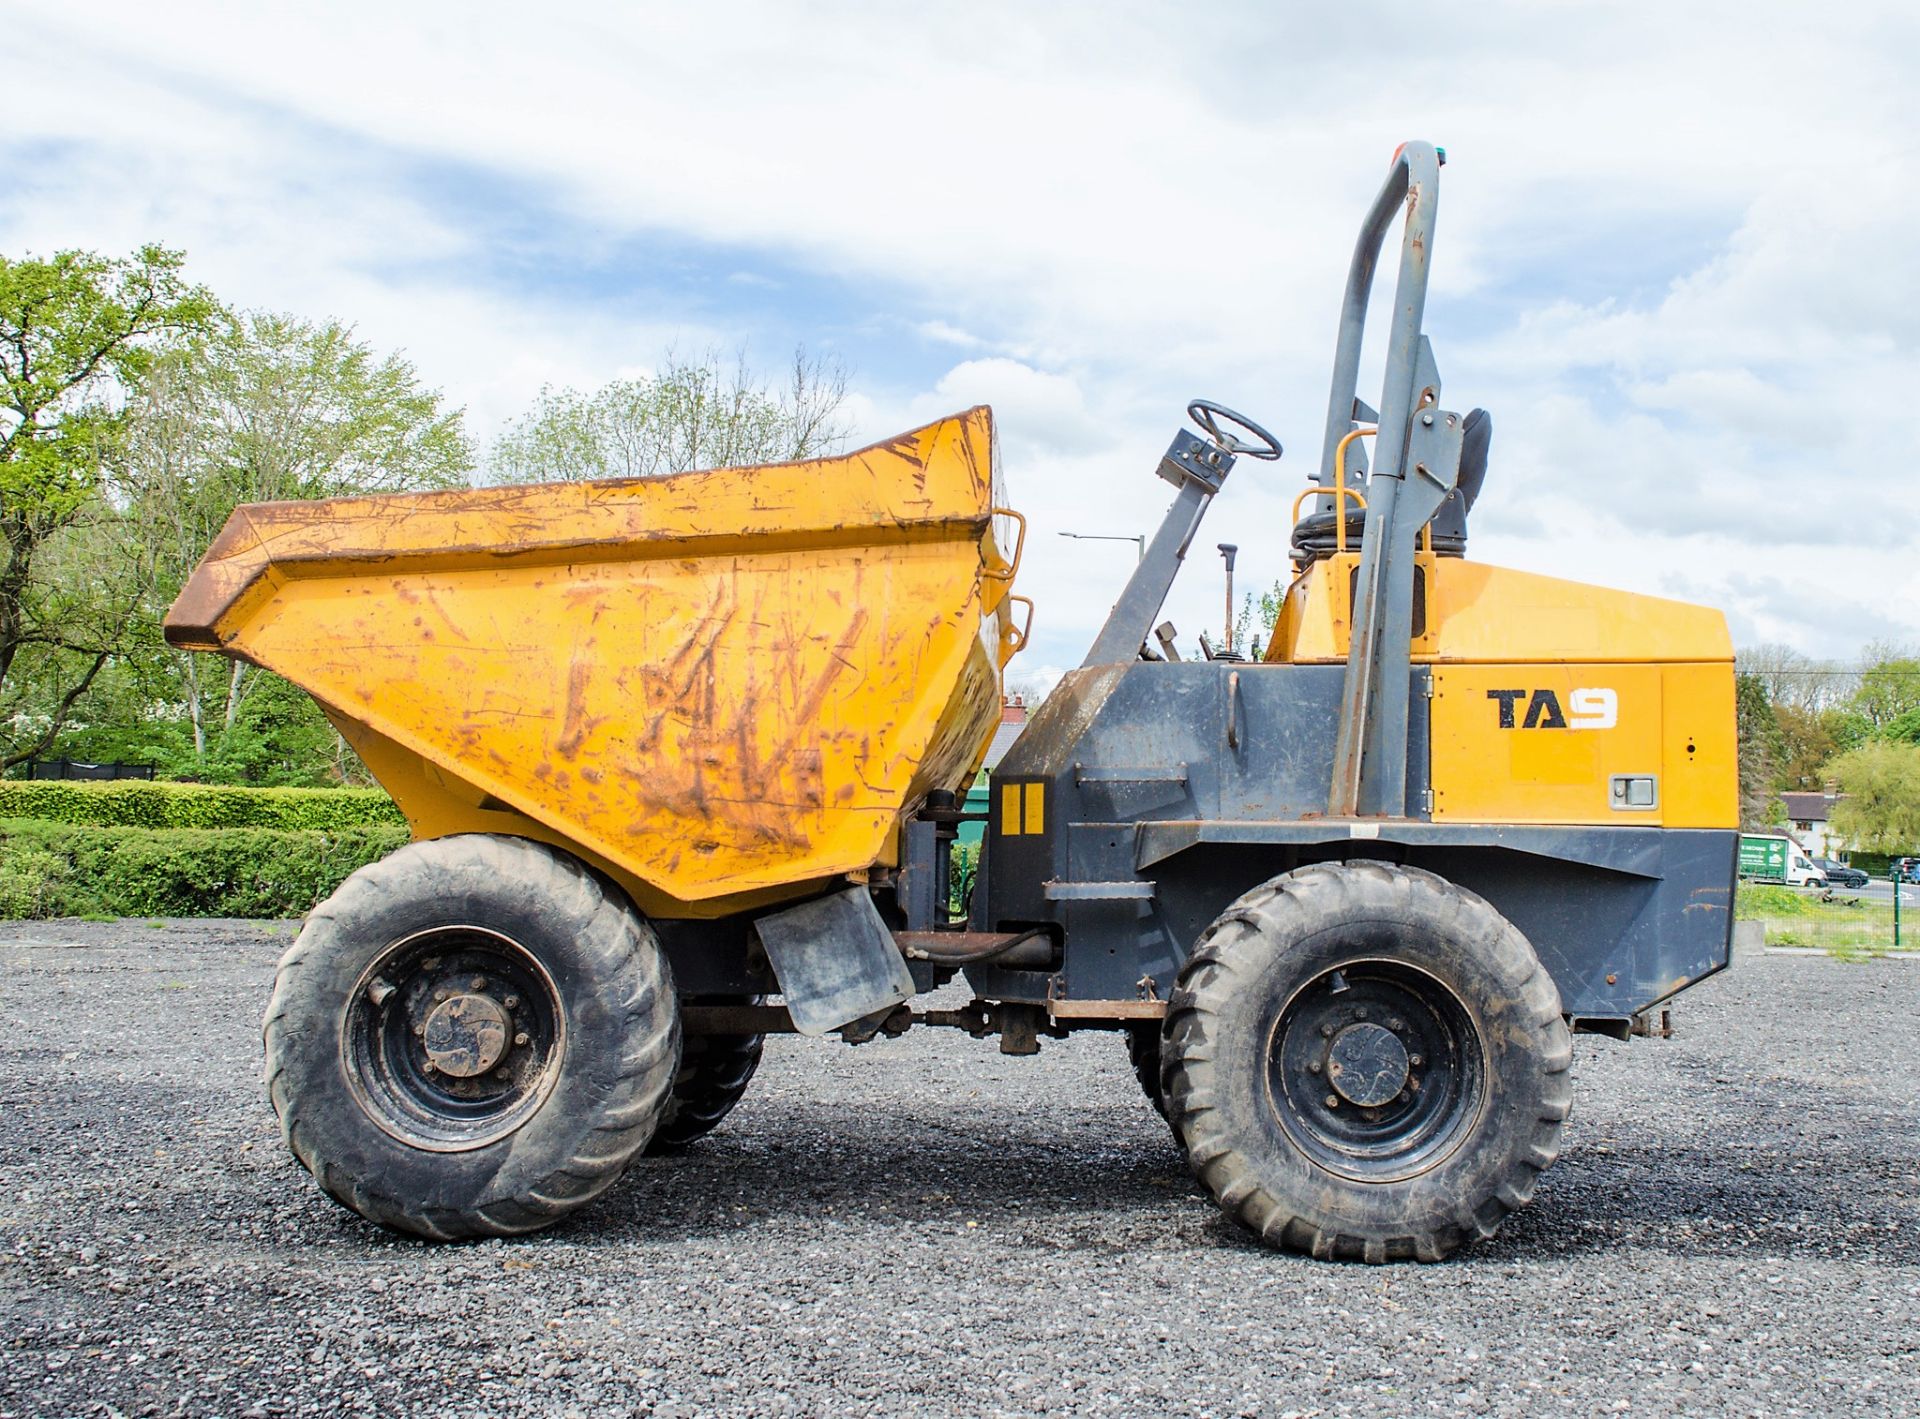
[975,658,1735,1023]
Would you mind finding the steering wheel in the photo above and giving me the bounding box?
[1188,400,1283,461]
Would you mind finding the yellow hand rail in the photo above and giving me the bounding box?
[1000,594,1036,664]
[984,507,1027,583]
[1290,427,1378,553]
[1289,484,1368,529]
[1332,427,1376,555]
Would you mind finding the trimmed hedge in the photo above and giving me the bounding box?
[0,780,404,832]
[0,818,409,920]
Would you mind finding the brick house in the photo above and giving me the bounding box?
[984,693,1028,771]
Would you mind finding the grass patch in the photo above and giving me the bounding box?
[1737,881,1909,957]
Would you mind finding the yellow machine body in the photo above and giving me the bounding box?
[1263,552,1737,829]
[164,409,1023,918]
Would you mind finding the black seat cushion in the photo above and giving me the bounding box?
[1291,409,1489,562]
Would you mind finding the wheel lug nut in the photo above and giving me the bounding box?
[1388,1017,1404,1032]
[1308,1060,1323,1075]
[470,976,488,991]
[434,988,450,1003]
[494,1067,511,1081]
[503,995,519,1009]
[1320,1023,1334,1038]
[514,1032,530,1047]
[414,1023,426,1037]
[1355,1006,1369,1021]
[422,1060,437,1073]
[1325,1095,1339,1108]
[1410,1054,1424,1067]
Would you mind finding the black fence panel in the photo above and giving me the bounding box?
[25,759,157,782]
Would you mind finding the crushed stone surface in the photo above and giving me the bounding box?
[1,919,1916,1417]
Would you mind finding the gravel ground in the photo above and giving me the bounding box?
[1,920,1916,1418]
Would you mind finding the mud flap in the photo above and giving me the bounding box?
[753,887,916,1036]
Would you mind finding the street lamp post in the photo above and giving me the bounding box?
[1058,531,1146,563]
[1218,543,1238,654]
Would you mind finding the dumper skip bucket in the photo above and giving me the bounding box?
[165,408,1026,918]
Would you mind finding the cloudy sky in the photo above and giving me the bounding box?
[7,1,1916,689]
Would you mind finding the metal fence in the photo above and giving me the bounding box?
[1736,879,1912,956]
[23,758,157,781]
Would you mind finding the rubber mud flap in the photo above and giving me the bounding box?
[753,887,915,1036]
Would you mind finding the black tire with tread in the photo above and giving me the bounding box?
[647,1015,765,1153]
[1160,860,1572,1263]
[1126,1023,1169,1120]
[263,833,680,1240]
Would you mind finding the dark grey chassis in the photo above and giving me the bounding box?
[966,658,1734,1035]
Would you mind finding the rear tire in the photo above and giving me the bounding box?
[263,834,680,1239]
[1162,861,1571,1262]
[1126,1023,1168,1118]
[648,1004,765,1152]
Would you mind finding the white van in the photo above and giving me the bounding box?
[1738,833,1827,887]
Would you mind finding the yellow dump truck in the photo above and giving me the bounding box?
[167,142,1736,1260]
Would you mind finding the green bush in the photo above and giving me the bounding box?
[0,818,409,920]
[948,840,980,918]
[0,847,66,919]
[0,780,403,832]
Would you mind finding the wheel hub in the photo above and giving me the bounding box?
[423,992,511,1077]
[344,925,565,1152]
[1326,1021,1409,1106]
[1265,958,1484,1183]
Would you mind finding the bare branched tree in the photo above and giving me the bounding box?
[489,346,851,485]
[1735,643,1849,713]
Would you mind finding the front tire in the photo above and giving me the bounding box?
[1161,861,1571,1262]
[264,834,680,1239]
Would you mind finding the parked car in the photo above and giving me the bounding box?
[1892,857,1920,884]
[1814,858,1869,888]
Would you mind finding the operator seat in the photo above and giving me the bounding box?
[1290,408,1491,564]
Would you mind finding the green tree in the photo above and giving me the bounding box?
[1826,740,1920,854]
[1734,672,1784,828]
[490,347,849,484]
[123,310,472,775]
[1883,705,1920,745]
[0,245,215,766]
[1770,703,1842,790]
[1847,642,1920,732]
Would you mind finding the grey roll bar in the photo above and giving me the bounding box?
[1324,142,1450,818]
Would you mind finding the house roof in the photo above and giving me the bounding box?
[984,721,1025,769]
[1780,791,1842,821]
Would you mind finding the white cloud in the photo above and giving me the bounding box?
[910,359,1100,453]
[4,0,1917,665]
[916,320,985,349]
